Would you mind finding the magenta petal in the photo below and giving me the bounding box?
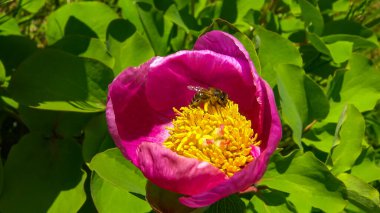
[106,58,172,165]
[194,30,260,82]
[137,142,227,196]
[194,31,265,139]
[146,51,258,121]
[179,79,282,208]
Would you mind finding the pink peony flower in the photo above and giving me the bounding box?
[106,30,282,208]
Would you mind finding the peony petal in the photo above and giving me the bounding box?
[145,50,259,125]
[179,79,282,208]
[137,142,228,196]
[194,30,260,83]
[194,31,266,138]
[106,58,172,165]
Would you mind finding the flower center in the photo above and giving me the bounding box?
[164,100,261,177]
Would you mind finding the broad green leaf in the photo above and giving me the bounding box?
[338,173,380,212]
[326,41,353,63]
[351,147,380,183]
[19,107,93,137]
[0,36,37,75]
[256,26,302,86]
[260,152,346,213]
[82,113,115,163]
[107,19,155,74]
[52,35,115,69]
[135,2,174,55]
[302,122,336,153]
[330,105,365,175]
[326,54,380,122]
[220,0,237,23]
[237,0,264,16]
[299,0,324,35]
[20,0,45,13]
[323,20,373,37]
[0,15,21,36]
[118,0,144,32]
[323,34,378,50]
[332,0,350,12]
[205,195,245,213]
[89,148,147,195]
[307,33,354,63]
[118,0,173,55]
[0,134,86,213]
[276,64,329,147]
[248,190,295,213]
[8,49,114,112]
[283,0,301,14]
[164,4,189,32]
[91,173,151,213]
[307,33,330,56]
[46,2,118,44]
[0,60,5,85]
[280,16,304,32]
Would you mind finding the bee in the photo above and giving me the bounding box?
[187,86,228,107]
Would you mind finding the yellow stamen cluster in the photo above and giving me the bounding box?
[164,100,261,177]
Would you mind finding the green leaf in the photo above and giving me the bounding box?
[330,105,365,175]
[351,147,380,183]
[248,189,295,213]
[326,54,380,122]
[0,60,5,85]
[0,134,86,213]
[46,2,118,44]
[135,2,174,55]
[302,123,336,153]
[323,34,378,50]
[260,152,346,213]
[52,35,115,69]
[338,173,380,212]
[89,148,147,195]
[164,4,189,32]
[82,113,115,163]
[299,0,324,35]
[20,0,45,13]
[326,41,353,64]
[8,49,114,112]
[256,26,302,86]
[0,36,37,75]
[107,19,155,75]
[91,173,151,213]
[118,0,173,55]
[0,15,21,36]
[19,107,93,137]
[205,195,245,213]
[276,64,329,147]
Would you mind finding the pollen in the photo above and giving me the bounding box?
[163,100,261,177]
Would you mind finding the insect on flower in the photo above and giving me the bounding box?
[188,85,228,107]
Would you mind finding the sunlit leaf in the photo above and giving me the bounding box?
[46,2,118,44]
[8,49,114,112]
[91,173,151,213]
[89,148,147,195]
[330,105,365,175]
[0,134,86,213]
[260,152,347,213]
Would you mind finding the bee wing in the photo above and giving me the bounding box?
[187,85,206,92]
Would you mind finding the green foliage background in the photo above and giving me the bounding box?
[0,0,380,212]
